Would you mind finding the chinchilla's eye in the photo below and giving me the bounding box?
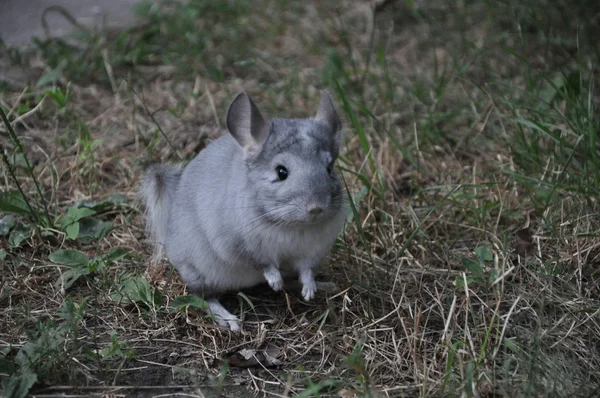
[276,165,288,181]
[327,162,334,175]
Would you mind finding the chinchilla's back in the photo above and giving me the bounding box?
[163,136,249,258]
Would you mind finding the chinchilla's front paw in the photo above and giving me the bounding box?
[302,280,317,301]
[299,268,317,301]
[264,264,284,292]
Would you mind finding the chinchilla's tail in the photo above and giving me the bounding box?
[139,163,182,261]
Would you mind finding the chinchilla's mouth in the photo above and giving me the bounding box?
[299,211,336,225]
[260,204,335,226]
[268,214,325,227]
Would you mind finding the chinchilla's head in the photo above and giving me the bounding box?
[226,90,345,225]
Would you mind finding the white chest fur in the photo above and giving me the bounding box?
[246,210,346,269]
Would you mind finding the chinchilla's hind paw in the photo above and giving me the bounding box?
[207,298,242,332]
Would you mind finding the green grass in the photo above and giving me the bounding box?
[1,0,600,397]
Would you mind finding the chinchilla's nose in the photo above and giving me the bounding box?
[308,205,324,216]
[306,180,331,217]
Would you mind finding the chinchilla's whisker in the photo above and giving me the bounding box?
[212,206,290,243]
[237,207,290,240]
[230,221,276,265]
[217,193,281,203]
[229,208,294,265]
[194,205,273,212]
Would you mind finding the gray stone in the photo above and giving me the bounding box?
[0,0,142,48]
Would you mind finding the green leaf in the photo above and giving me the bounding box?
[65,222,80,240]
[45,87,68,108]
[2,367,38,398]
[345,185,368,225]
[0,215,15,236]
[503,338,520,354]
[111,277,161,306]
[35,68,62,89]
[515,118,563,144]
[48,249,89,266]
[442,340,462,393]
[534,187,553,203]
[540,73,564,105]
[488,269,499,284]
[8,223,32,248]
[60,207,96,228]
[0,190,32,216]
[461,258,483,277]
[55,267,90,290]
[75,193,128,212]
[101,247,139,263]
[236,291,255,310]
[0,250,5,261]
[294,379,339,398]
[104,247,128,262]
[474,246,493,263]
[99,331,135,360]
[77,218,112,240]
[170,295,208,310]
[10,153,28,169]
[465,362,474,397]
[454,275,475,287]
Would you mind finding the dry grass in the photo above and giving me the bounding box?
[1,0,600,397]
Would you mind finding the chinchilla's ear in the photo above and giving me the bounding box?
[315,90,341,139]
[226,92,269,155]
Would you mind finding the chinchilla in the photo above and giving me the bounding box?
[139,90,347,331]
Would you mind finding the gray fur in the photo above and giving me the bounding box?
[138,162,182,261]
[139,91,347,331]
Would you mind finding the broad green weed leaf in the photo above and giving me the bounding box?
[55,267,90,290]
[475,246,493,263]
[461,258,483,277]
[0,215,15,236]
[170,295,208,310]
[0,190,32,216]
[65,222,80,240]
[60,207,96,228]
[2,367,37,398]
[76,193,128,213]
[49,249,89,266]
[103,193,128,204]
[103,247,131,263]
[488,269,499,284]
[8,223,32,248]
[35,68,62,89]
[77,218,112,240]
[111,277,160,306]
[10,153,28,169]
[454,275,476,287]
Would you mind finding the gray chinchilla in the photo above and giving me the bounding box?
[139,91,347,331]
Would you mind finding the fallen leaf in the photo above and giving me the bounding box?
[225,345,283,368]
